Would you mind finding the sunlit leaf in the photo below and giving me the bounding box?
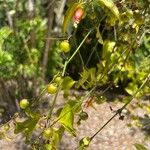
[102,40,116,59]
[125,83,138,96]
[50,127,65,149]
[77,68,90,89]
[0,27,12,51]
[134,143,148,150]
[14,115,40,138]
[96,0,120,19]
[58,104,76,136]
[77,67,97,89]
[62,76,75,90]
[68,100,81,113]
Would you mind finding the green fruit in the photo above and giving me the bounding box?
[43,128,51,139]
[47,84,57,94]
[54,76,62,84]
[19,99,29,109]
[79,137,90,147]
[79,111,88,120]
[60,40,70,53]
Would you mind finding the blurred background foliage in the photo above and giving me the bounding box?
[0,0,64,121]
[0,0,150,147]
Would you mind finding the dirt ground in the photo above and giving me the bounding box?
[60,101,150,150]
[0,93,150,150]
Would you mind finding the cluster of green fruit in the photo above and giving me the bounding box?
[19,76,62,109]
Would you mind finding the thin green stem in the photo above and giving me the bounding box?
[49,85,96,127]
[62,61,68,77]
[47,86,62,120]
[48,42,133,127]
[67,30,92,64]
[46,30,92,121]
[86,42,98,66]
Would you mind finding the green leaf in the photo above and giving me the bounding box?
[68,100,81,113]
[62,76,75,90]
[42,144,53,150]
[134,143,148,150]
[102,40,116,59]
[62,2,83,33]
[58,104,76,136]
[52,127,65,149]
[77,68,97,89]
[89,68,96,85]
[42,127,64,149]
[96,27,103,44]
[14,115,40,138]
[125,83,138,96]
[96,0,120,19]
[0,27,12,51]
[78,68,90,89]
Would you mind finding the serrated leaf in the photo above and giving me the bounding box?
[77,68,97,89]
[134,143,148,150]
[58,104,76,136]
[14,115,40,138]
[62,76,75,90]
[78,68,90,89]
[62,3,83,33]
[96,0,120,19]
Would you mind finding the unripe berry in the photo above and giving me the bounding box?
[79,111,88,120]
[47,84,57,94]
[19,99,29,109]
[60,40,70,53]
[54,76,62,84]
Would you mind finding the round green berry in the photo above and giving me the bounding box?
[79,111,88,120]
[19,99,29,109]
[47,84,57,94]
[60,40,70,53]
[54,76,62,84]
